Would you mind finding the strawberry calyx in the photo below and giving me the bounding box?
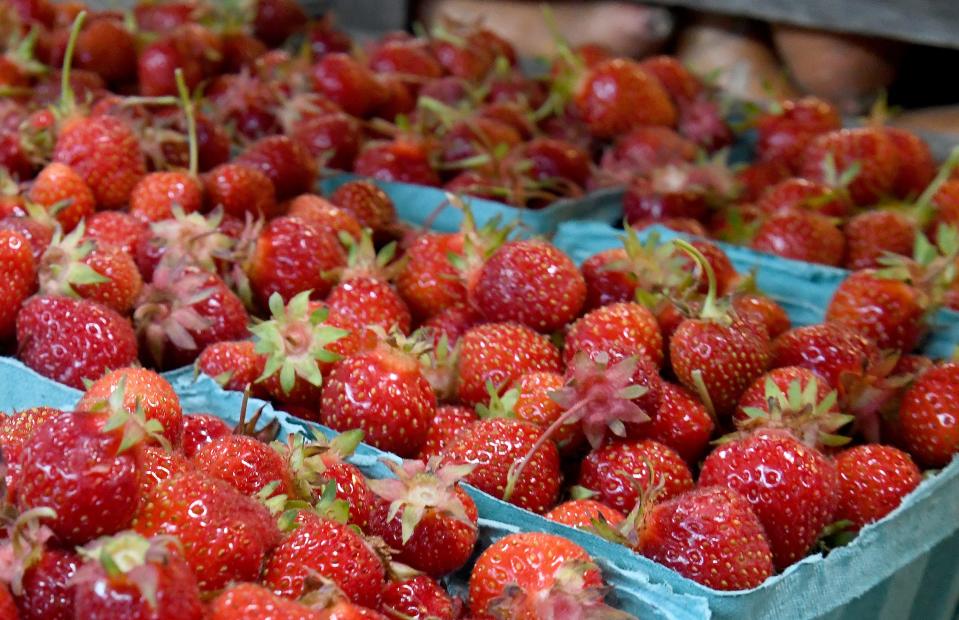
[589,462,667,550]
[874,225,959,314]
[250,291,350,395]
[219,213,264,310]
[367,456,476,544]
[415,329,458,402]
[734,375,853,449]
[911,145,959,229]
[475,380,519,420]
[74,532,180,609]
[607,227,693,311]
[146,205,235,276]
[87,375,170,453]
[671,238,732,324]
[837,352,916,443]
[277,481,351,531]
[327,228,402,284]
[273,429,364,501]
[446,199,513,286]
[37,221,111,298]
[0,507,56,596]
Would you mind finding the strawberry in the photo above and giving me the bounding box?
[430,31,494,82]
[885,127,936,199]
[15,547,80,620]
[354,140,441,187]
[203,162,279,219]
[196,340,266,393]
[574,58,676,138]
[0,229,35,341]
[677,95,733,152]
[599,126,698,183]
[236,135,317,201]
[136,444,189,504]
[417,405,477,462]
[294,111,362,170]
[756,177,852,218]
[206,72,279,139]
[134,471,280,591]
[207,583,323,620]
[181,413,232,459]
[669,241,771,417]
[771,323,880,388]
[288,194,363,241]
[756,97,841,170]
[520,137,591,189]
[397,232,466,320]
[835,444,921,530]
[751,211,845,266]
[469,239,585,333]
[82,211,148,256]
[638,381,715,463]
[133,2,195,31]
[566,301,664,367]
[247,215,346,307]
[578,439,692,513]
[370,38,444,80]
[17,411,140,545]
[193,434,294,497]
[134,207,234,282]
[263,509,386,607]
[71,533,203,620]
[329,180,398,235]
[134,265,249,370]
[367,459,478,576]
[699,429,838,570]
[77,367,183,448]
[800,127,899,206]
[38,225,143,314]
[826,269,925,352]
[254,0,307,45]
[129,172,203,223]
[633,486,774,590]
[898,362,959,467]
[312,53,382,118]
[16,295,137,389]
[437,116,522,169]
[624,169,708,225]
[441,416,560,514]
[137,36,202,98]
[581,248,636,310]
[734,160,792,203]
[28,162,94,232]
[468,532,620,620]
[545,499,625,529]
[679,240,738,296]
[53,115,146,210]
[638,55,703,104]
[455,322,561,406]
[842,210,917,270]
[0,406,61,500]
[321,340,436,457]
[380,575,455,620]
[509,371,585,455]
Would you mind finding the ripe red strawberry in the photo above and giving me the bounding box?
[288,194,363,241]
[469,239,585,333]
[522,137,591,188]
[885,127,936,199]
[0,216,50,264]
[624,171,708,225]
[574,58,676,138]
[677,95,734,152]
[581,248,636,310]
[77,367,184,447]
[16,295,137,389]
[370,38,444,80]
[71,533,203,620]
[39,226,143,314]
[771,323,880,388]
[193,434,294,497]
[430,34,493,82]
[756,177,852,218]
[82,211,148,256]
[756,97,841,170]
[207,583,324,620]
[834,444,921,530]
[330,180,398,235]
[321,342,436,457]
[638,381,714,463]
[129,171,203,223]
[134,471,280,591]
[578,439,692,513]
[247,215,346,307]
[205,72,279,139]
[136,444,189,504]
[438,116,522,168]
[732,294,791,339]
[28,162,95,232]
[0,406,61,500]
[354,140,441,187]
[545,499,625,529]
[566,301,665,368]
[699,429,838,570]
[70,16,137,84]
[898,363,959,467]
[137,35,202,98]
[417,405,477,462]
[293,111,361,171]
[15,547,80,620]
[380,575,455,620]
[263,509,386,607]
[469,532,616,620]
[196,340,266,393]
[134,265,249,369]
[800,127,899,206]
[635,486,774,590]
[367,459,478,576]
[203,163,278,219]
[599,126,698,182]
[842,211,917,270]
[510,371,585,455]
[17,412,140,545]
[751,211,845,266]
[396,232,466,320]
[181,413,232,459]
[441,417,560,514]
[678,239,738,296]
[254,0,306,45]
[455,322,561,406]
[312,53,382,118]
[638,55,702,104]
[734,160,792,203]
[826,269,924,352]
[236,136,317,201]
[0,229,35,341]
[53,115,146,209]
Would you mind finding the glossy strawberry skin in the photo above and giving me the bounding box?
[294,112,361,171]
[771,323,880,388]
[601,126,699,181]
[236,136,317,201]
[15,548,81,620]
[638,382,715,463]
[288,194,363,241]
[129,172,203,223]
[82,211,149,256]
[354,140,441,187]
[441,418,560,514]
[207,583,324,620]
[842,211,916,271]
[417,405,477,462]
[312,53,382,118]
[699,430,838,570]
[322,459,376,531]
[193,435,294,497]
[578,439,693,513]
[327,277,412,336]
[545,499,625,529]
[29,162,96,232]
[196,341,266,394]
[800,128,899,206]
[136,445,189,505]
[380,576,455,620]
[564,302,664,368]
[514,371,584,455]
[581,248,635,311]
[329,180,397,234]
[180,413,232,459]
[885,128,935,199]
[0,229,36,341]
[455,322,562,407]
[751,212,845,266]
[835,444,921,529]
[899,363,959,468]
[756,177,851,218]
[203,163,279,219]
[733,294,791,339]
[0,406,61,500]
[574,58,677,138]
[396,232,466,320]
[756,97,841,171]
[16,296,138,389]
[637,486,774,591]
[826,269,924,352]
[18,412,139,545]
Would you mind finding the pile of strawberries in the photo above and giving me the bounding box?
[0,0,957,617]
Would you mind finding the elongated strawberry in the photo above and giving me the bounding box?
[574,58,676,138]
[397,232,466,320]
[312,53,382,118]
[835,444,921,530]
[0,229,35,341]
[898,362,959,467]
[826,270,924,352]
[28,162,94,232]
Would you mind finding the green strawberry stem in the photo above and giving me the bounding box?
[174,68,199,178]
[914,145,959,228]
[58,11,87,118]
[672,239,724,322]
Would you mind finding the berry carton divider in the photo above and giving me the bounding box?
[0,355,707,620]
[317,174,625,235]
[552,219,959,620]
[554,220,959,360]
